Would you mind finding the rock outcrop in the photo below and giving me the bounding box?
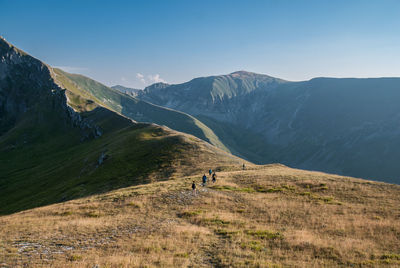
[0,36,101,140]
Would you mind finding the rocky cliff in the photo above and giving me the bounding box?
[0,36,101,140]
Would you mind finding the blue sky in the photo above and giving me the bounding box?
[1,0,400,88]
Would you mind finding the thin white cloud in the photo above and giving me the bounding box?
[54,66,88,73]
[136,73,146,84]
[136,73,166,85]
[147,74,166,84]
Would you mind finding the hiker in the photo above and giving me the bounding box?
[209,169,212,175]
[202,174,207,186]
[192,181,197,194]
[242,163,246,170]
[212,172,216,183]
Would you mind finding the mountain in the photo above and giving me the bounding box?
[112,85,141,97]
[138,71,400,183]
[53,68,229,153]
[0,37,242,214]
[139,71,287,121]
[1,38,400,267]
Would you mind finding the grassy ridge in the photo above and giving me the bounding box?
[0,38,239,215]
[0,91,241,215]
[53,68,230,153]
[0,103,239,215]
[0,105,178,214]
[1,165,399,267]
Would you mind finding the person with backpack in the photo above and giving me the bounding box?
[209,169,212,175]
[212,172,216,183]
[202,174,207,186]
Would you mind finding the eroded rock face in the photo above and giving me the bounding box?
[0,36,101,139]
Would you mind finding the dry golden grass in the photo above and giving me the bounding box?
[1,164,400,267]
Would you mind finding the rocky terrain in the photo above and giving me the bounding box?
[0,36,102,140]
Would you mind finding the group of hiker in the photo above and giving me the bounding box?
[191,163,246,194]
[191,168,216,193]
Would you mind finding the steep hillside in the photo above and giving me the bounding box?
[0,37,242,215]
[139,71,287,122]
[53,68,229,153]
[138,72,400,183]
[1,165,399,267]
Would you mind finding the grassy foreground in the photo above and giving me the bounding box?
[1,165,400,267]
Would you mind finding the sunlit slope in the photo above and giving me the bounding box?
[1,164,399,267]
[0,113,240,215]
[53,68,229,153]
[0,37,242,215]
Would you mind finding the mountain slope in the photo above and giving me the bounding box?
[53,68,229,153]
[0,37,242,215]
[1,38,399,268]
[139,71,287,122]
[138,72,400,183]
[1,164,400,267]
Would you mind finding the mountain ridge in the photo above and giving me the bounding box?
[53,68,230,153]
[111,85,141,97]
[0,38,243,214]
[137,71,400,183]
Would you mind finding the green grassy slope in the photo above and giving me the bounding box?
[53,68,230,153]
[0,100,241,215]
[0,38,243,215]
[0,105,169,214]
[0,96,241,215]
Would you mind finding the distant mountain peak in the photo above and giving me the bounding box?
[143,82,170,92]
[230,70,256,75]
[151,82,170,87]
[229,70,275,79]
